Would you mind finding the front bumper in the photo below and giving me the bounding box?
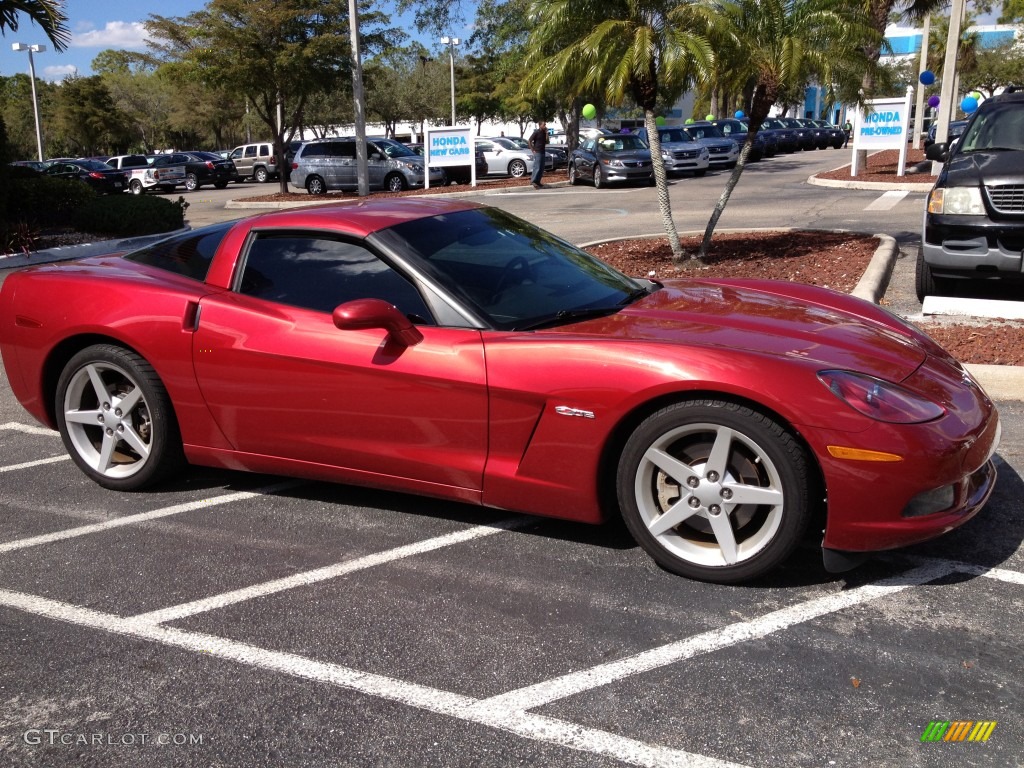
[923,213,1024,276]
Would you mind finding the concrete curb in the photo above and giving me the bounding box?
[806,174,934,192]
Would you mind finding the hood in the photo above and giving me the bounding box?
[557,279,928,382]
[942,148,1024,190]
[599,150,652,162]
[697,138,736,150]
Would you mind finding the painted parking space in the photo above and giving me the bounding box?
[0,412,1021,767]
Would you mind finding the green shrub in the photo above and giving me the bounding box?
[72,194,189,237]
[7,175,99,228]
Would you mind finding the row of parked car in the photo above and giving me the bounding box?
[563,116,849,188]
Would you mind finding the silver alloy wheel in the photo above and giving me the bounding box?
[185,173,198,191]
[508,159,527,178]
[386,173,406,192]
[62,360,154,481]
[130,179,143,195]
[307,176,325,195]
[255,167,268,183]
[568,162,578,185]
[632,421,785,568]
[594,165,604,189]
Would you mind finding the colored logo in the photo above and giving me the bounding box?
[921,721,997,742]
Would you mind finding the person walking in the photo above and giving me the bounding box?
[528,120,547,189]
[843,118,853,148]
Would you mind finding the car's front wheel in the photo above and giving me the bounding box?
[385,172,407,192]
[593,165,605,189]
[617,399,812,583]
[508,159,527,178]
[568,162,579,186]
[184,173,199,191]
[306,175,326,195]
[55,345,185,491]
[915,245,948,301]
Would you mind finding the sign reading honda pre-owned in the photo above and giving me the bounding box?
[850,87,913,176]
[423,126,476,189]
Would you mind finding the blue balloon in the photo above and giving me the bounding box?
[919,70,936,86]
[734,110,745,119]
[961,96,979,113]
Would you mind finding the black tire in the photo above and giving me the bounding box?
[55,344,185,491]
[568,162,579,186]
[508,159,527,178]
[306,175,326,195]
[594,165,604,189]
[385,172,407,192]
[129,179,143,195]
[915,245,948,301]
[184,173,199,191]
[616,399,812,583]
[214,181,229,189]
[695,169,707,177]
[254,167,268,183]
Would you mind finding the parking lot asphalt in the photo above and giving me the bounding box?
[1,167,1022,767]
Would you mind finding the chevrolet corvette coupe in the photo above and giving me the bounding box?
[0,200,1000,583]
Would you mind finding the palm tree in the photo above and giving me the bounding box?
[0,0,70,51]
[523,0,713,261]
[696,0,875,260]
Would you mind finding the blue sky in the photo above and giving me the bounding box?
[2,0,449,81]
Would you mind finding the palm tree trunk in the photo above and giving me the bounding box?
[644,109,685,261]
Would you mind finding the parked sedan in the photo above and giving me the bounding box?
[809,119,847,149]
[569,133,654,187]
[42,159,127,194]
[633,127,710,176]
[709,118,769,161]
[680,123,740,169]
[475,137,535,178]
[760,118,800,152]
[778,117,816,150]
[505,136,568,169]
[0,199,999,584]
[152,151,239,190]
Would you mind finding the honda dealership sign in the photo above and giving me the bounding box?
[424,126,476,188]
[850,87,913,176]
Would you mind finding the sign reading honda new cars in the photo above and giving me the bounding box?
[850,87,913,176]
[424,126,476,188]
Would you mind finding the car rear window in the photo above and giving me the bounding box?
[123,222,233,282]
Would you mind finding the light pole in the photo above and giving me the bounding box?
[440,35,460,126]
[11,43,46,162]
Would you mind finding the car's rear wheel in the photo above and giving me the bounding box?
[254,167,268,183]
[385,172,407,192]
[508,159,527,178]
[55,345,185,491]
[184,173,199,191]
[306,175,326,195]
[617,399,812,583]
[568,162,579,185]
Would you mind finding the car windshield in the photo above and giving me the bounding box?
[80,160,115,171]
[597,135,649,152]
[657,129,693,143]
[763,119,786,129]
[687,125,725,139]
[373,139,418,158]
[958,108,1021,151]
[373,207,648,331]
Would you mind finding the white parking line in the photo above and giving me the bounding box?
[0,455,70,473]
[478,560,956,712]
[864,190,908,211]
[132,519,529,624]
[0,481,302,553]
[0,587,750,768]
[903,555,1024,586]
[0,421,58,436]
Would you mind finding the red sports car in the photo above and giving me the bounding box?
[0,200,1000,583]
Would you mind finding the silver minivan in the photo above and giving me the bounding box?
[290,137,444,194]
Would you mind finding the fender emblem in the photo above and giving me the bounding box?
[555,406,595,419]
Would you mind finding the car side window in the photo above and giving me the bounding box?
[244,146,256,158]
[123,222,233,282]
[300,143,325,158]
[238,234,433,322]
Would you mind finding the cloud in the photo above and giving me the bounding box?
[42,64,79,81]
[71,21,149,50]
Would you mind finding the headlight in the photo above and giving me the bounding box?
[818,371,945,424]
[928,187,985,215]
[602,158,625,167]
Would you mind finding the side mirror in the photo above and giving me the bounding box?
[925,142,949,162]
[333,298,423,347]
